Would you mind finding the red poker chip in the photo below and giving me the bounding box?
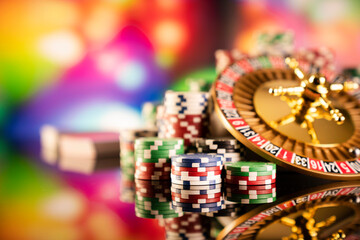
[171,191,222,199]
[225,178,276,185]
[135,166,171,173]
[226,187,276,195]
[134,174,171,180]
[171,166,223,172]
[172,195,223,203]
[171,169,222,176]
[226,174,275,181]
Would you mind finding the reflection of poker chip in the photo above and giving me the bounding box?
[171,191,222,200]
[226,187,276,195]
[236,197,277,204]
[226,192,276,200]
[135,211,181,219]
[225,162,276,172]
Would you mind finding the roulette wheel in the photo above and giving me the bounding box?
[212,55,360,180]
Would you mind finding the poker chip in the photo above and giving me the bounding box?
[171,183,221,190]
[135,137,184,180]
[171,161,223,168]
[171,188,222,196]
[172,195,223,204]
[172,199,225,208]
[227,183,276,190]
[226,174,276,181]
[226,169,276,177]
[171,170,222,176]
[172,166,222,172]
[171,191,222,200]
[237,197,277,204]
[225,187,276,195]
[172,205,224,213]
[225,178,276,185]
[226,192,276,199]
[171,174,222,182]
[135,212,182,219]
[224,161,276,172]
[171,178,222,185]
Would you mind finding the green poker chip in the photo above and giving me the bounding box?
[226,192,276,199]
[135,195,171,203]
[135,208,177,215]
[226,169,275,177]
[135,157,171,163]
[225,162,276,172]
[135,211,181,219]
[134,144,184,150]
[135,137,184,146]
[227,197,277,204]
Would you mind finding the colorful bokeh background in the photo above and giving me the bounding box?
[1,0,360,239]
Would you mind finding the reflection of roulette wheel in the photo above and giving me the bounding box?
[217,181,360,240]
[212,55,360,180]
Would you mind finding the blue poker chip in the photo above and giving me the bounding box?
[172,200,224,208]
[172,205,224,213]
[171,183,221,190]
[172,154,223,164]
[171,161,223,168]
[171,188,222,195]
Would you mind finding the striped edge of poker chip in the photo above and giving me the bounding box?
[226,169,276,177]
[225,191,276,199]
[236,197,277,204]
[225,174,276,181]
[171,187,222,195]
[171,183,221,190]
[225,183,276,190]
[172,196,223,204]
[172,166,222,172]
[171,170,222,177]
[172,200,225,208]
[171,175,222,183]
[225,178,276,185]
[171,161,223,168]
[135,137,184,146]
[172,205,225,213]
[226,187,276,195]
[171,191,222,200]
[224,161,276,172]
[171,156,223,164]
[171,179,222,186]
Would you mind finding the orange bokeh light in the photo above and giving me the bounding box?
[153,20,187,51]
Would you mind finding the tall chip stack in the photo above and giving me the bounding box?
[161,213,211,240]
[163,91,210,147]
[120,129,158,181]
[225,162,277,204]
[135,180,183,219]
[171,154,225,213]
[135,137,184,180]
[193,138,244,163]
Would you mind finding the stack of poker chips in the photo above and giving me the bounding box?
[162,213,211,240]
[193,138,244,163]
[135,179,183,219]
[120,129,158,180]
[171,154,225,213]
[255,31,294,57]
[225,162,277,204]
[135,137,184,180]
[295,47,335,71]
[163,91,210,147]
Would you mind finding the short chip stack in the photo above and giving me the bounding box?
[225,162,277,204]
[135,137,184,180]
[120,129,158,180]
[163,91,210,147]
[193,138,244,163]
[119,176,135,203]
[162,213,211,240]
[171,183,224,213]
[256,31,294,57]
[135,179,183,219]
